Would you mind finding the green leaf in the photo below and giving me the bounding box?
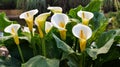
[0,12,17,31]
[45,35,62,59]
[22,55,59,67]
[84,0,103,12]
[96,30,115,48]
[88,18,108,46]
[52,34,74,54]
[87,29,120,60]
[90,12,107,30]
[68,5,83,20]
[114,36,120,43]
[4,38,34,63]
[67,53,82,67]
[66,22,77,47]
[92,44,120,67]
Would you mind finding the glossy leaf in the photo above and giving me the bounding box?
[88,16,108,45]
[4,38,34,63]
[90,12,107,30]
[0,12,17,31]
[67,53,82,67]
[53,34,74,54]
[22,55,59,67]
[93,44,120,67]
[86,29,120,60]
[68,5,83,21]
[84,0,102,12]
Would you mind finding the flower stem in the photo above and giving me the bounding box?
[82,51,86,67]
[41,38,46,57]
[30,31,37,56]
[17,45,24,63]
[30,31,33,37]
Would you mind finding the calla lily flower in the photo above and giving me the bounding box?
[47,6,62,13]
[72,24,92,52]
[4,24,21,45]
[45,21,53,34]
[22,27,36,36]
[51,13,69,40]
[35,12,51,38]
[19,9,38,32]
[77,11,94,25]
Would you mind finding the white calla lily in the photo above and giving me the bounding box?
[72,24,92,52]
[4,24,20,35]
[51,13,69,40]
[22,27,36,36]
[35,12,51,38]
[47,6,62,13]
[4,24,25,62]
[45,21,53,34]
[35,12,51,27]
[4,24,21,45]
[72,24,92,39]
[77,11,94,25]
[51,13,69,30]
[19,9,38,32]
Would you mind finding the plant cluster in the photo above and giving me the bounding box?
[0,0,120,67]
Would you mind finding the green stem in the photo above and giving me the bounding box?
[17,45,24,63]
[32,43,37,56]
[41,38,46,57]
[30,31,37,56]
[82,51,86,67]
[30,31,33,38]
[31,39,37,56]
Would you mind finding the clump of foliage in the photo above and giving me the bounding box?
[0,0,119,67]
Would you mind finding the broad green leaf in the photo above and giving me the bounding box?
[22,55,59,67]
[88,19,108,46]
[68,5,83,21]
[84,0,103,12]
[67,53,82,67]
[0,12,17,31]
[66,22,77,47]
[52,34,74,54]
[4,38,34,63]
[96,30,115,48]
[92,44,120,67]
[45,35,62,59]
[90,12,107,30]
[87,29,120,60]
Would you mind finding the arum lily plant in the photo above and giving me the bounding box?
[1,1,120,67]
[47,6,62,13]
[72,24,92,52]
[4,24,24,63]
[35,12,51,38]
[77,11,94,25]
[19,9,38,36]
[51,13,69,40]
